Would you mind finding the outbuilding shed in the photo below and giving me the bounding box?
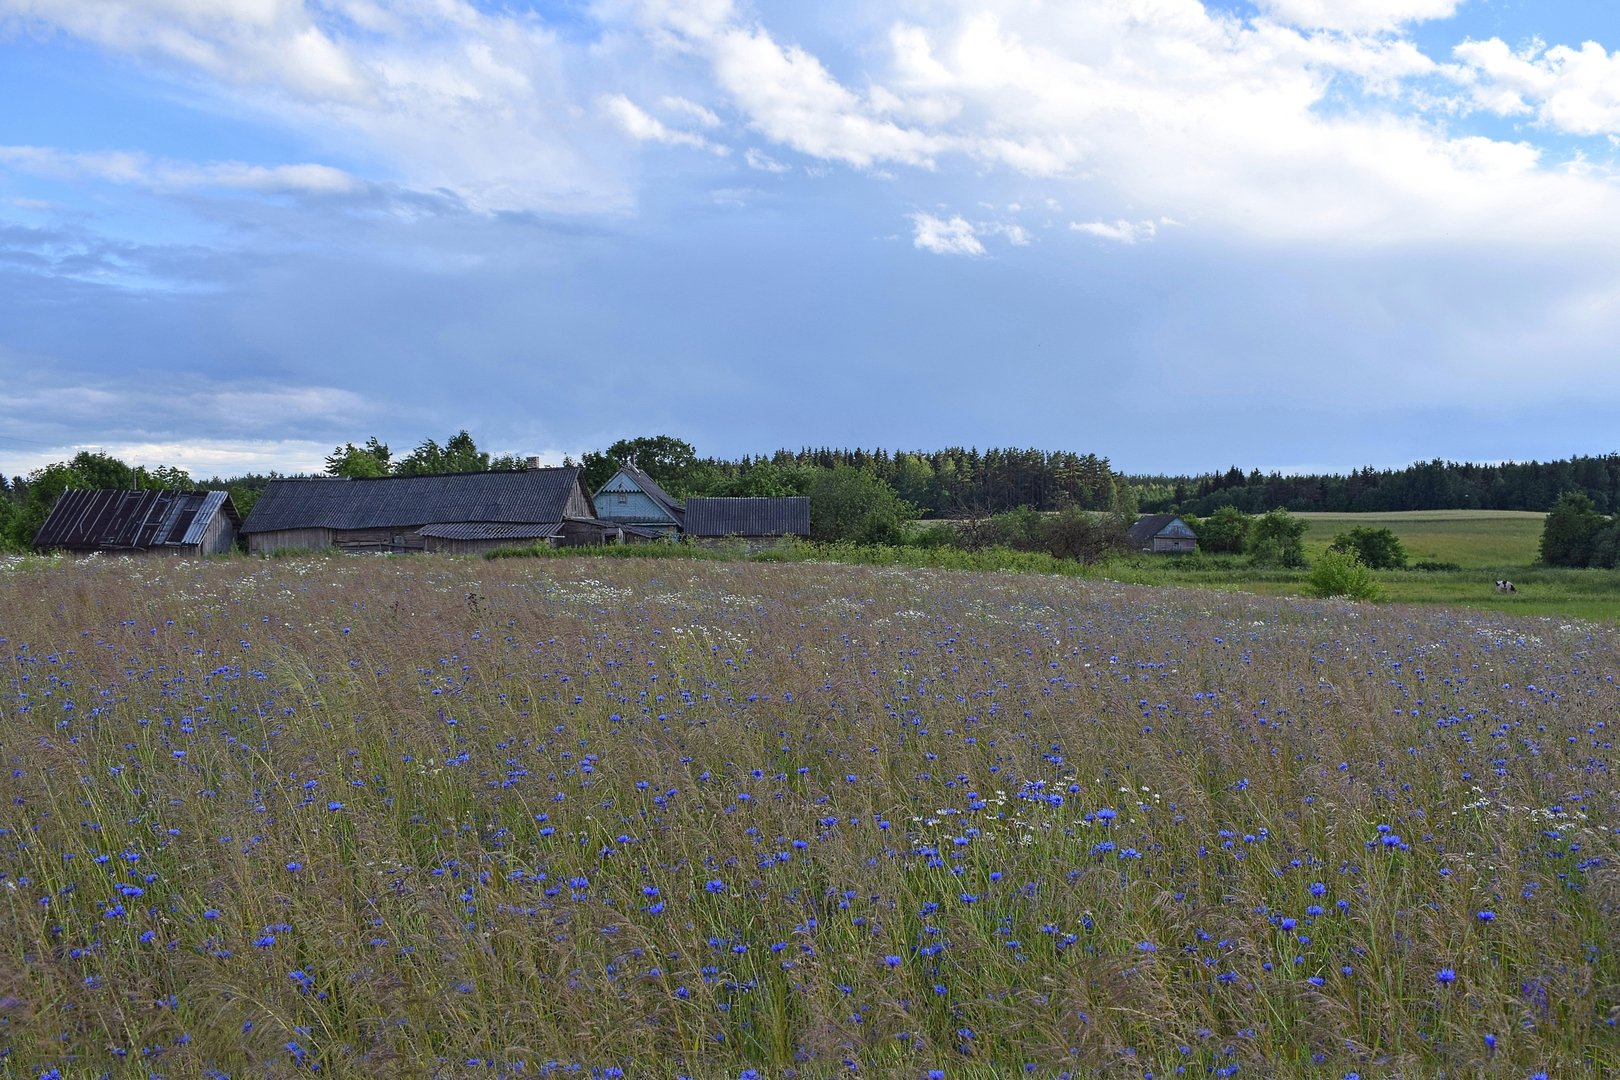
[684,497,810,545]
[241,467,613,555]
[34,489,241,556]
[1127,513,1198,554]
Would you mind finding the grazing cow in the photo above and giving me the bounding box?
[1494,580,1516,593]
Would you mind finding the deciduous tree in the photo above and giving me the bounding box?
[1539,491,1607,567]
[1247,507,1307,568]
[1329,526,1408,569]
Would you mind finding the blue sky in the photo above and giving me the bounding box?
[3,0,1620,480]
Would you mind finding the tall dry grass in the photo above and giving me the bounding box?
[1,551,1616,1077]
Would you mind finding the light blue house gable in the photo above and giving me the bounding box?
[594,464,685,537]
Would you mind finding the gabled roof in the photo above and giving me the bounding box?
[598,463,685,521]
[685,497,810,538]
[1127,513,1194,545]
[35,489,240,551]
[242,468,587,534]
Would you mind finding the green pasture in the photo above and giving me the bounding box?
[1295,509,1546,568]
[1109,511,1620,622]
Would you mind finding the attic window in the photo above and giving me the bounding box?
[617,494,627,504]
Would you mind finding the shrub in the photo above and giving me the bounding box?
[1194,505,1251,554]
[1247,508,1307,568]
[1539,491,1607,567]
[1306,548,1382,600]
[1329,526,1408,569]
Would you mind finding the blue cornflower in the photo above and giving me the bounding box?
[884,954,902,968]
[1437,968,1457,984]
[704,879,725,894]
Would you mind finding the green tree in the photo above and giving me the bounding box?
[65,451,135,490]
[1041,507,1131,563]
[1588,520,1620,569]
[1306,548,1382,600]
[807,465,915,545]
[1539,491,1607,567]
[890,453,937,514]
[7,452,137,549]
[325,437,391,478]
[604,435,700,496]
[711,462,812,498]
[1247,507,1307,568]
[578,451,616,492]
[394,430,490,476]
[1329,526,1408,569]
[1194,505,1251,554]
[133,464,195,490]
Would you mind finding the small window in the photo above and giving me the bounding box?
[617,494,628,504]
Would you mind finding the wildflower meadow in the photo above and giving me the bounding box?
[1,553,1616,1078]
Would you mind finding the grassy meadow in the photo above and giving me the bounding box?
[2,551,1618,1078]
[1294,511,1547,569]
[1099,510,1620,624]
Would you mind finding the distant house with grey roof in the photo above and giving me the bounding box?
[685,497,810,545]
[1128,513,1198,554]
[240,467,616,555]
[592,463,685,538]
[34,489,241,556]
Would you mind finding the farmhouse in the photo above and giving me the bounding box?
[240,467,615,555]
[684,496,811,546]
[1128,513,1198,554]
[592,462,685,537]
[34,489,241,556]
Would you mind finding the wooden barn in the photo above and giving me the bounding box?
[592,463,685,538]
[240,467,617,555]
[1128,513,1198,554]
[684,497,810,547]
[34,489,241,556]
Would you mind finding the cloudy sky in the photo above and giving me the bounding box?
[3,0,1619,480]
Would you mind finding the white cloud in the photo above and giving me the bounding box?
[909,212,984,255]
[660,95,722,127]
[1071,219,1157,244]
[744,147,791,172]
[1454,38,1620,136]
[0,145,363,194]
[1255,0,1461,33]
[0,0,625,211]
[10,0,1620,254]
[602,94,728,154]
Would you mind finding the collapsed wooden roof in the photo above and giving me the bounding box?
[34,489,240,551]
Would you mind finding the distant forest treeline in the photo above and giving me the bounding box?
[680,446,1127,517]
[1131,455,1620,516]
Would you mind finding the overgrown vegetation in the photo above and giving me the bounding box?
[1304,548,1382,600]
[1328,525,1409,570]
[2,554,1615,1077]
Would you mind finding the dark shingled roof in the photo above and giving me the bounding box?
[242,468,587,534]
[684,497,810,538]
[1127,513,1192,545]
[35,489,239,551]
